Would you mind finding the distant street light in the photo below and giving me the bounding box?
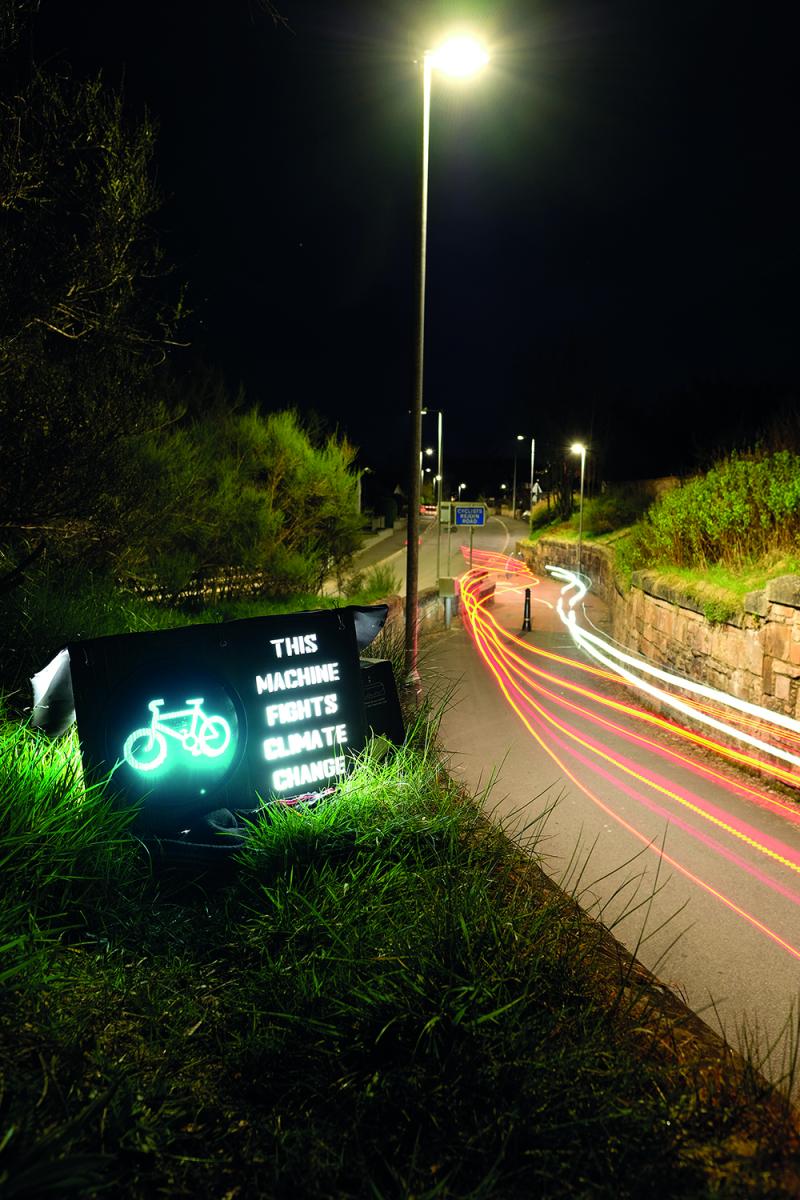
[458,481,467,498]
[570,442,587,574]
[420,445,435,486]
[405,33,489,683]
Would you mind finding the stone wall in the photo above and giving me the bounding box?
[518,539,800,721]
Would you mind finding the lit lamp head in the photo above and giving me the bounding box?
[570,442,586,458]
[427,35,489,77]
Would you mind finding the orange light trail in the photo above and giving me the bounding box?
[473,580,800,814]
[457,557,800,963]
[461,551,800,790]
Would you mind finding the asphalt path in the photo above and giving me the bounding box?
[363,510,524,594]
[410,550,800,1090]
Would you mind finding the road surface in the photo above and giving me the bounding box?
[350,510,524,594]
[419,551,800,1090]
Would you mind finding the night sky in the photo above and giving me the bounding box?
[31,0,800,493]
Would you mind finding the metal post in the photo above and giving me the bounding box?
[529,437,535,516]
[404,54,431,684]
[469,526,474,569]
[435,409,443,583]
[511,451,517,518]
[577,447,586,575]
[522,587,531,631]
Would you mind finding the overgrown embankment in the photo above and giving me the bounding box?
[527,450,800,616]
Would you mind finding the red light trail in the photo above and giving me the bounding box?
[457,551,800,963]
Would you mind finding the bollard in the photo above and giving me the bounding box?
[444,595,453,629]
[522,587,532,632]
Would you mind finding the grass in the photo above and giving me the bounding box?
[609,543,800,620]
[0,562,399,704]
[644,557,800,604]
[1,708,799,1198]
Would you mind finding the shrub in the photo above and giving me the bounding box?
[621,450,800,571]
[581,484,653,536]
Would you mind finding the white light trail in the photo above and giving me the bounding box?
[547,565,800,772]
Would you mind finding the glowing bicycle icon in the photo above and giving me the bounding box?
[122,697,232,773]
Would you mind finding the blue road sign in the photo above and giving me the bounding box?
[454,504,486,527]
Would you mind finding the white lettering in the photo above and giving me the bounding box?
[272,755,346,791]
[263,724,348,762]
[269,633,319,659]
[264,693,339,727]
[256,661,340,695]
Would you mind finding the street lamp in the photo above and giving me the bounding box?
[570,442,587,574]
[405,33,489,682]
[458,481,467,498]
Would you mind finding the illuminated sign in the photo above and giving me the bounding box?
[65,606,387,834]
[454,504,486,527]
[122,698,232,771]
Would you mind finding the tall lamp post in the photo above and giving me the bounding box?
[570,442,587,574]
[405,34,489,682]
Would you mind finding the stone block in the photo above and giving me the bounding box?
[771,657,800,678]
[730,668,749,699]
[743,589,769,617]
[762,621,791,661]
[774,673,792,702]
[762,655,774,690]
[770,603,798,622]
[744,635,764,676]
[765,575,800,608]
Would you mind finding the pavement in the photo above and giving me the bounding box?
[324,511,525,597]
[324,513,800,1085]
[334,513,800,1083]
[421,558,800,1088]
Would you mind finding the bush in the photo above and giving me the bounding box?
[117,408,363,596]
[581,484,653,537]
[344,563,400,601]
[621,450,800,571]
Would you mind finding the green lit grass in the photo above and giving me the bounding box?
[1,711,799,1197]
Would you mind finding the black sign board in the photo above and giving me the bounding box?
[67,607,378,833]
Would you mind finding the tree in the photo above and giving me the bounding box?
[119,408,361,597]
[0,5,184,561]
